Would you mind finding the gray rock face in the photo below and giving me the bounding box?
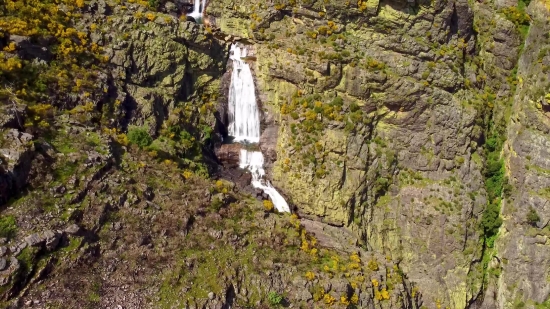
[44,230,61,251]
[64,224,81,235]
[207,0,522,306]
[259,126,278,163]
[8,34,52,61]
[490,4,550,307]
[0,104,26,129]
[24,230,61,251]
[103,17,226,134]
[24,234,43,247]
[0,129,35,204]
[0,257,20,288]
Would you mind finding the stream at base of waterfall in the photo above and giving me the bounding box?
[228,44,290,213]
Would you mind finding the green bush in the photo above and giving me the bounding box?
[481,131,506,239]
[501,5,530,27]
[128,127,153,148]
[148,0,159,9]
[267,291,283,306]
[481,202,502,238]
[331,97,343,106]
[526,207,540,226]
[485,152,506,201]
[0,215,17,239]
[485,137,499,152]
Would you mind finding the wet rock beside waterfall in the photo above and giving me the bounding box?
[259,126,278,163]
[215,144,241,167]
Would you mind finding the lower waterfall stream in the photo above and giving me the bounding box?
[228,44,290,213]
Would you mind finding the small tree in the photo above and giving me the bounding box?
[526,207,540,226]
[127,127,152,148]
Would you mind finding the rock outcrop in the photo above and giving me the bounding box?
[0,130,34,204]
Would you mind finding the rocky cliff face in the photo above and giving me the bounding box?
[1,0,549,307]
[208,0,532,307]
[494,2,550,308]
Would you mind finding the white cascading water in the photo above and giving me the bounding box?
[239,149,290,213]
[188,0,206,23]
[228,44,261,144]
[229,44,290,213]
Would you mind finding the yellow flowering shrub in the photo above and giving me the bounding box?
[0,0,105,127]
[263,200,274,212]
[305,271,315,281]
[323,293,336,305]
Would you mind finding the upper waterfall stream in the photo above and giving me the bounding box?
[228,44,290,213]
[188,0,206,23]
[228,45,261,144]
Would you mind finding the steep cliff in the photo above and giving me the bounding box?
[207,0,535,307]
[492,2,550,308]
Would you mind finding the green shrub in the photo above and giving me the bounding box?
[0,215,17,239]
[148,0,159,9]
[480,129,507,239]
[128,127,153,148]
[481,202,502,238]
[349,103,360,112]
[485,137,499,152]
[331,97,343,106]
[210,197,224,211]
[526,207,540,226]
[374,177,390,196]
[501,5,530,27]
[268,291,283,306]
[485,151,506,202]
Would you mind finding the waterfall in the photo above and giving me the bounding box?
[228,45,261,144]
[188,0,206,23]
[228,44,290,213]
[239,149,290,213]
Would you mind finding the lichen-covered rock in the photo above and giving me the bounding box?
[0,130,35,204]
[207,0,528,305]
[492,3,550,307]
